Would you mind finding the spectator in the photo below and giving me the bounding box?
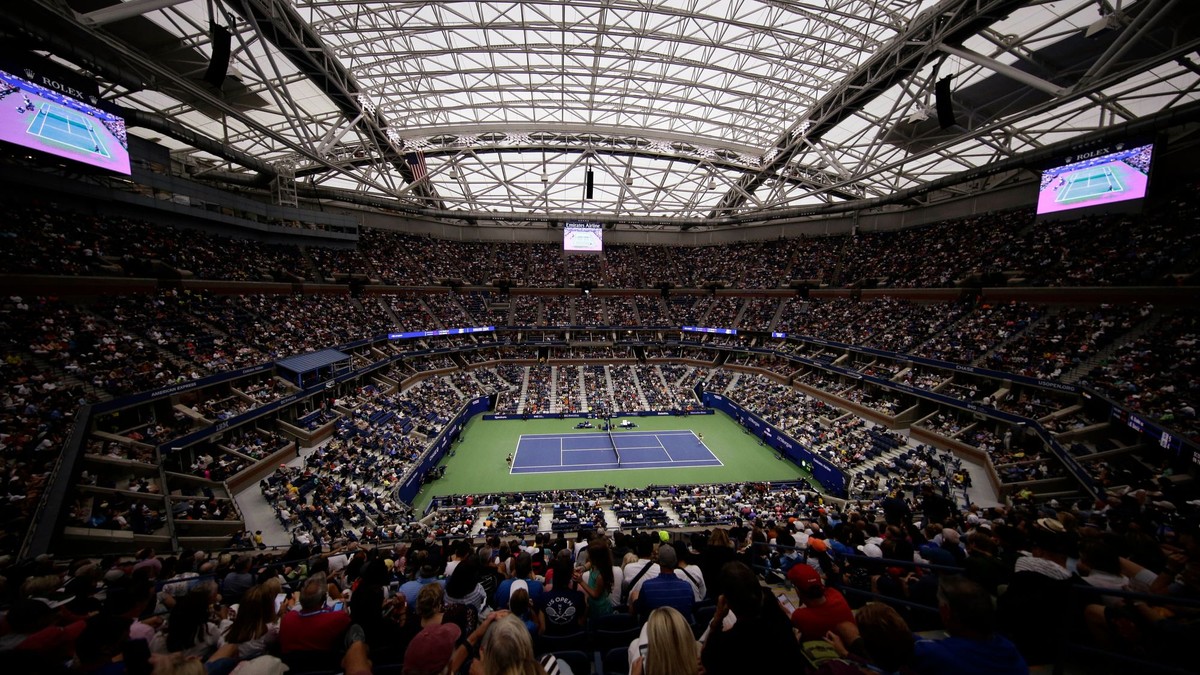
[494,553,543,610]
[213,581,286,663]
[538,558,587,635]
[400,561,443,610]
[961,531,1007,596]
[509,586,542,636]
[0,597,88,671]
[701,561,800,674]
[75,614,138,675]
[220,557,254,607]
[278,572,350,668]
[469,612,562,675]
[673,542,706,602]
[786,563,855,640]
[152,581,221,659]
[620,534,656,605]
[576,541,616,619]
[629,606,699,675]
[820,602,915,675]
[699,528,737,600]
[348,558,407,663]
[996,518,1077,665]
[630,544,694,621]
[920,485,954,529]
[402,621,461,675]
[444,556,490,635]
[415,582,447,629]
[913,576,1027,675]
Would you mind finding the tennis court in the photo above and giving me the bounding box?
[510,429,723,474]
[1056,164,1124,203]
[26,102,110,158]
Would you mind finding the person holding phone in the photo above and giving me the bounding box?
[701,562,801,675]
[786,564,855,641]
[628,607,698,675]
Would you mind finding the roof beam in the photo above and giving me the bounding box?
[223,0,443,207]
[708,0,1032,218]
[937,43,1066,96]
[77,0,192,27]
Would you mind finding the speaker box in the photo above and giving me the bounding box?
[935,76,957,129]
[204,24,232,87]
[585,169,594,200]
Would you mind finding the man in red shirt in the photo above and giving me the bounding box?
[279,572,351,656]
[786,564,855,640]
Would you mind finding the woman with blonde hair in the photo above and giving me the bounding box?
[151,653,207,675]
[470,612,559,667]
[630,606,699,675]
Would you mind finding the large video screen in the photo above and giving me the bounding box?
[1036,143,1152,216]
[0,67,130,175]
[563,223,603,252]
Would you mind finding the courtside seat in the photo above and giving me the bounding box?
[603,646,630,675]
[549,650,593,675]
[536,630,588,655]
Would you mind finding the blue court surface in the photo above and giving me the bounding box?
[510,430,723,474]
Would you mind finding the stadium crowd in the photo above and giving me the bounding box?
[8,191,1198,291]
[1,474,1196,674]
[2,186,1198,673]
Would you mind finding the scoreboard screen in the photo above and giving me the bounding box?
[0,55,130,175]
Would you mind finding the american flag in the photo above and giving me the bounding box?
[405,152,427,183]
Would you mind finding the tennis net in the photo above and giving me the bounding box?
[607,430,621,467]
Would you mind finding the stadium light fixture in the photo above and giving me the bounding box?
[1084,13,1121,39]
[906,106,931,124]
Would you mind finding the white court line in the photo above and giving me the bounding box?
[563,445,665,453]
[27,103,49,135]
[517,429,697,439]
[514,429,723,471]
[513,459,724,471]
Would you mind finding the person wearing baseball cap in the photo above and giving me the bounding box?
[786,563,854,639]
[403,622,461,675]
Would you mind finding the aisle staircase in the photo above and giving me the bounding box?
[1062,311,1161,384]
[970,309,1053,368]
[517,366,531,414]
[372,297,403,329]
[629,366,651,409]
[24,352,111,402]
[577,367,589,410]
